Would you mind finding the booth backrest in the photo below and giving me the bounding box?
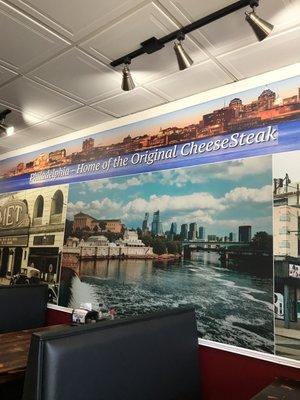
[23,307,200,400]
[0,284,48,333]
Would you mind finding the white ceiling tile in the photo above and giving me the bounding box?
[0,122,73,154]
[9,0,146,41]
[0,65,18,85]
[51,106,115,130]
[160,0,298,56]
[160,0,234,22]
[0,2,69,73]
[28,48,121,102]
[92,88,167,117]
[81,2,188,62]
[0,145,12,155]
[217,26,300,79]
[145,60,233,100]
[17,121,74,141]
[0,77,81,118]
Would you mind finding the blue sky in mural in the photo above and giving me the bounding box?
[67,155,272,238]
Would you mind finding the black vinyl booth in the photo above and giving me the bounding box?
[23,307,200,400]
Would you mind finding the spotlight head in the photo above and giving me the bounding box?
[0,109,14,137]
[121,61,135,92]
[245,9,274,41]
[0,122,14,136]
[174,39,193,71]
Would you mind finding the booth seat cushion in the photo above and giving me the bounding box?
[0,284,48,333]
[23,307,200,400]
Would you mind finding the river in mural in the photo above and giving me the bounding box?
[68,251,273,353]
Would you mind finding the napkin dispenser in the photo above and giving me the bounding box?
[72,308,99,324]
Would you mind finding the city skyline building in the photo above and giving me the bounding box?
[180,224,188,240]
[188,222,198,240]
[229,232,237,242]
[239,225,252,243]
[142,212,149,233]
[151,210,164,236]
[198,226,205,240]
[170,222,177,235]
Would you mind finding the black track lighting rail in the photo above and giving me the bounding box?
[110,0,254,67]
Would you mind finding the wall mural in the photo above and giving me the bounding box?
[0,74,300,360]
[60,158,274,352]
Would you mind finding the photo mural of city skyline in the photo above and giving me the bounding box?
[0,74,299,195]
[60,156,274,352]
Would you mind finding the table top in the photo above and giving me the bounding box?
[251,378,300,399]
[0,325,66,376]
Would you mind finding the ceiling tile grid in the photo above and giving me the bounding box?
[0,0,299,154]
[91,87,167,117]
[50,106,115,130]
[27,48,121,103]
[144,59,234,100]
[0,1,70,73]
[0,76,82,118]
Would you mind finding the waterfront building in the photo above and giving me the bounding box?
[63,230,153,262]
[198,226,205,240]
[104,220,123,233]
[73,212,122,233]
[257,89,276,110]
[229,232,236,242]
[33,153,49,169]
[188,223,197,240]
[151,210,163,235]
[170,222,177,235]
[203,107,235,130]
[238,225,252,243]
[118,230,145,247]
[283,95,298,105]
[180,224,188,240]
[82,138,95,152]
[83,235,109,247]
[207,235,217,241]
[16,162,25,173]
[229,97,243,110]
[73,212,98,231]
[142,212,149,233]
[49,149,67,165]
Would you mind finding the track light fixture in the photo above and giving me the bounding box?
[0,109,14,137]
[245,0,274,41]
[111,1,274,88]
[121,59,135,92]
[174,33,193,71]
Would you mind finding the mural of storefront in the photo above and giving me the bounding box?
[0,185,68,285]
[0,199,30,280]
[275,258,300,329]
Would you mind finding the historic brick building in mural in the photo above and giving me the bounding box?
[0,185,68,285]
[73,212,123,234]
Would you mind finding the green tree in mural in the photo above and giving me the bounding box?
[166,241,178,254]
[250,231,273,253]
[152,239,167,255]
